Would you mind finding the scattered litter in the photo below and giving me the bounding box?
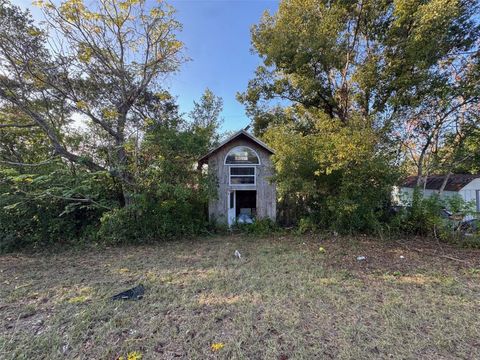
[111,284,145,301]
[318,246,326,254]
[356,256,367,261]
[399,255,405,259]
[234,250,241,259]
[333,231,338,237]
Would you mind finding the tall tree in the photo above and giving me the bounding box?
[238,0,479,135]
[0,0,184,204]
[238,0,479,228]
[396,56,480,184]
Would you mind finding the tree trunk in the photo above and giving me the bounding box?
[439,172,452,194]
[416,152,426,190]
[115,111,135,207]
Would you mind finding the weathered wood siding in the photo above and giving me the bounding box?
[207,138,276,224]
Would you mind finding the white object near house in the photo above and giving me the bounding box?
[393,174,480,214]
[198,130,276,226]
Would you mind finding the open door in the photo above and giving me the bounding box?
[235,190,256,217]
[227,190,236,226]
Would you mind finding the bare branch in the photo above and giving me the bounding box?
[44,192,112,210]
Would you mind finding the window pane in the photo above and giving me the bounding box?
[231,167,254,176]
[225,146,259,164]
[230,176,255,184]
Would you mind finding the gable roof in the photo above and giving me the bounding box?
[401,174,480,192]
[198,130,274,165]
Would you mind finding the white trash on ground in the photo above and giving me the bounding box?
[356,256,367,261]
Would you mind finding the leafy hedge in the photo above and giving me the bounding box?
[98,193,208,244]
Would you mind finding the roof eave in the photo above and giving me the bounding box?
[198,130,274,164]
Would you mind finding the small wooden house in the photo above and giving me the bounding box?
[198,130,276,226]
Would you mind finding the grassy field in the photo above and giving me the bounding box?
[1,234,480,359]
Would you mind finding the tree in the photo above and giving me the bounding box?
[0,0,184,204]
[238,0,479,228]
[396,56,480,187]
[0,1,225,249]
[238,0,479,135]
[0,105,53,166]
[263,109,398,230]
[188,88,223,150]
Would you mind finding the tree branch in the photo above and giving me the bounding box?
[44,191,112,210]
[0,123,38,129]
[0,158,55,167]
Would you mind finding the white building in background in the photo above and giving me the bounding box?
[394,174,480,213]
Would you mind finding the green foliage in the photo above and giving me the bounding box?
[265,112,399,233]
[239,0,479,133]
[98,192,208,244]
[239,0,479,240]
[0,0,221,251]
[0,166,114,252]
[188,88,223,149]
[233,218,279,236]
[0,0,186,205]
[459,235,480,249]
[323,157,399,233]
[96,100,218,244]
[390,189,477,246]
[296,217,318,235]
[392,191,446,236]
[1,0,478,250]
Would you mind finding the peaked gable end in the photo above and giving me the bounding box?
[198,130,274,166]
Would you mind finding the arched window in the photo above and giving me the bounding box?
[225,146,260,165]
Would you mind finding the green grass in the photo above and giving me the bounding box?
[1,234,480,359]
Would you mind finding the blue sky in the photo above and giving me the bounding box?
[14,0,279,132]
[169,0,279,131]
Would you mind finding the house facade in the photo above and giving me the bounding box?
[198,130,276,226]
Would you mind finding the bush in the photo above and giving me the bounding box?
[233,218,279,236]
[296,217,318,234]
[98,193,208,244]
[308,157,399,234]
[391,189,478,246]
[0,199,101,253]
[264,117,400,234]
[0,168,107,252]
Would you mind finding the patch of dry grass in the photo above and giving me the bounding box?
[1,234,480,359]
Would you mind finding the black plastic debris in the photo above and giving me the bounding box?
[111,284,145,301]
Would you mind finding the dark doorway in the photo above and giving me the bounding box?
[236,190,256,217]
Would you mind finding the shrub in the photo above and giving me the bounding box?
[0,168,108,252]
[233,218,279,236]
[98,192,208,244]
[264,118,399,234]
[296,217,318,234]
[391,189,478,246]
[310,157,399,234]
[0,198,100,253]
